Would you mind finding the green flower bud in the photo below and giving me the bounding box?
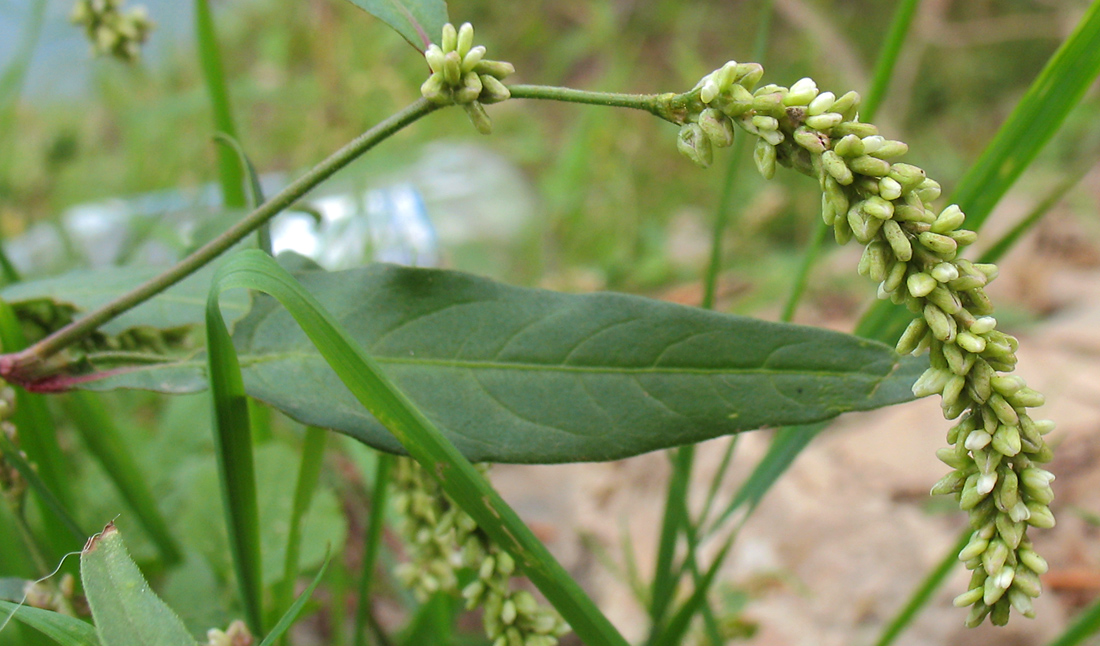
[425,44,447,74]
[913,366,952,398]
[1025,502,1055,528]
[954,586,985,608]
[1011,567,1042,598]
[992,424,1022,457]
[955,331,986,354]
[964,286,995,316]
[848,155,891,177]
[821,150,854,185]
[699,108,735,147]
[922,302,956,343]
[884,259,908,293]
[733,63,764,89]
[930,262,959,283]
[965,601,991,628]
[699,78,721,104]
[456,71,484,103]
[806,112,843,130]
[834,213,853,245]
[942,342,970,375]
[456,22,475,58]
[834,134,864,157]
[833,121,879,138]
[794,126,828,153]
[480,74,512,104]
[464,101,493,135]
[847,205,884,243]
[497,550,516,576]
[882,219,912,261]
[918,231,958,257]
[998,468,1020,510]
[931,204,965,233]
[863,195,894,219]
[958,532,990,561]
[949,229,979,247]
[753,138,776,179]
[887,163,926,191]
[678,124,713,168]
[751,91,784,114]
[501,599,518,625]
[1007,587,1036,618]
[858,241,889,281]
[960,474,987,510]
[872,140,908,159]
[442,23,458,52]
[443,51,463,86]
[916,178,942,202]
[895,318,928,356]
[462,45,486,73]
[996,513,1024,550]
[983,570,1010,606]
[421,73,452,104]
[826,90,859,120]
[806,91,836,115]
[783,77,818,105]
[907,272,936,298]
[1007,387,1045,409]
[991,376,1025,396]
[879,176,903,200]
[990,597,1012,626]
[988,394,1020,426]
[942,374,967,411]
[981,538,1009,577]
[1018,549,1049,575]
[712,83,754,117]
[474,59,517,78]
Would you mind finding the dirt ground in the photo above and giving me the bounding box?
[490,174,1100,646]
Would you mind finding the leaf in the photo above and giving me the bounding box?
[342,0,449,51]
[79,255,926,464]
[257,551,330,646]
[80,524,196,646]
[0,601,101,646]
[0,263,250,337]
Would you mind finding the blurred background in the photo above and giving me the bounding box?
[1,0,1099,645]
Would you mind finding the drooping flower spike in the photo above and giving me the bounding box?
[681,62,1056,628]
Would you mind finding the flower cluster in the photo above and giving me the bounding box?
[70,0,153,63]
[391,457,569,646]
[205,619,253,646]
[421,23,515,135]
[681,63,1056,627]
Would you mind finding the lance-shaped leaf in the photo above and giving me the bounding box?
[80,254,925,464]
[342,0,448,51]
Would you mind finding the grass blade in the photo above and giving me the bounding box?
[195,0,246,209]
[859,0,1100,343]
[259,551,331,646]
[0,431,84,543]
[354,453,393,646]
[0,601,100,646]
[207,249,630,646]
[272,426,326,637]
[206,279,264,634]
[861,0,922,120]
[213,132,272,254]
[62,393,182,565]
[1046,595,1100,646]
[871,529,969,646]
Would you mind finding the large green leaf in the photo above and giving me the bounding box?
[0,264,249,337]
[342,0,449,51]
[81,256,925,463]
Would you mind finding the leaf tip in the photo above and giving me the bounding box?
[83,521,117,554]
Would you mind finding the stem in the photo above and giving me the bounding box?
[1,98,439,379]
[508,84,693,123]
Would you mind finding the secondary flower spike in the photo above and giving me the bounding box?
[421,22,515,135]
[680,62,1056,628]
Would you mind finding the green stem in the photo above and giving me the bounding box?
[1,98,440,379]
[508,84,691,123]
[354,453,393,646]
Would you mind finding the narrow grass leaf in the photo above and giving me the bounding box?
[80,524,194,646]
[195,0,246,209]
[859,1,1100,343]
[206,267,264,634]
[258,551,331,646]
[272,427,326,634]
[1046,594,1100,646]
[649,537,733,646]
[353,453,393,646]
[213,133,271,254]
[341,0,449,51]
[0,431,85,543]
[62,392,182,565]
[206,249,630,646]
[0,601,100,646]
